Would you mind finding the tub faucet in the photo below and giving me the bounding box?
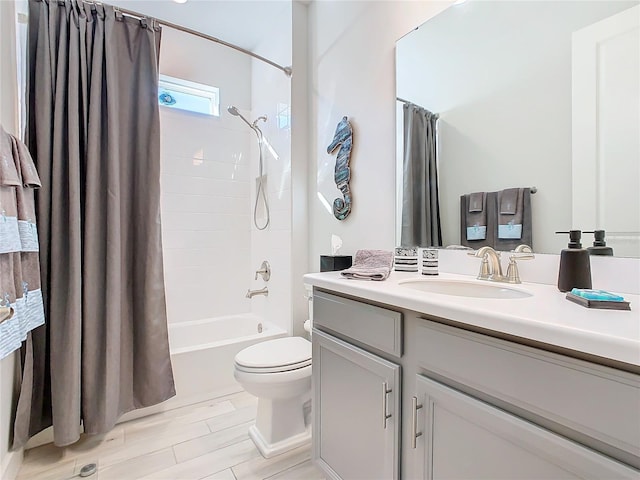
[246,286,269,298]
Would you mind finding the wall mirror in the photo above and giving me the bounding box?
[395,0,639,257]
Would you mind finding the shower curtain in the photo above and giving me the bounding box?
[401,103,442,247]
[14,0,175,447]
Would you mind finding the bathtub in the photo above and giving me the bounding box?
[167,313,287,406]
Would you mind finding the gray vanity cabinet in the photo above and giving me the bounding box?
[313,329,401,480]
[311,288,640,479]
[411,374,638,479]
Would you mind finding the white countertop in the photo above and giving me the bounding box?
[303,271,640,367]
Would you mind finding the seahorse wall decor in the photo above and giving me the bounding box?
[326,116,353,220]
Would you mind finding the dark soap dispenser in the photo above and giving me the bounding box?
[556,230,592,292]
[586,230,614,256]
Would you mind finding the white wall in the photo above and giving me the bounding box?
[0,1,23,478]
[307,0,452,271]
[249,2,294,334]
[159,26,254,324]
[290,0,310,337]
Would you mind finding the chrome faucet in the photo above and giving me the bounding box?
[469,245,534,284]
[246,286,269,298]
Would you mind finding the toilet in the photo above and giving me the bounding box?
[233,335,312,458]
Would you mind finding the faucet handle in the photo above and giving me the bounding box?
[513,244,533,254]
[254,260,271,281]
[477,254,491,280]
[505,251,533,284]
[505,256,522,284]
[469,247,499,279]
[510,244,535,261]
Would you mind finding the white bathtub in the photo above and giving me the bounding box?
[168,314,287,405]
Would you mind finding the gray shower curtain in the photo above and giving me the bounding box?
[401,103,442,247]
[15,0,175,447]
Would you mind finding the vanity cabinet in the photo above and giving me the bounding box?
[313,330,401,480]
[311,287,640,479]
[312,291,403,480]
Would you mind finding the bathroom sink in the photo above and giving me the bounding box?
[398,279,533,299]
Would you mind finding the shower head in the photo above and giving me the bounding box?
[228,106,267,139]
[227,105,253,129]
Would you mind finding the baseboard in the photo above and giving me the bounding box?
[1,447,23,480]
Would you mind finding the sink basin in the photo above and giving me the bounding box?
[398,279,533,299]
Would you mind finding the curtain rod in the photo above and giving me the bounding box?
[88,1,292,77]
[397,97,439,118]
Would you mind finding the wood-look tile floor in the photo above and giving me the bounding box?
[18,391,324,480]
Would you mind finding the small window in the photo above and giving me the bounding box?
[158,75,220,116]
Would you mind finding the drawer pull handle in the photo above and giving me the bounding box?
[411,396,423,448]
[382,382,392,429]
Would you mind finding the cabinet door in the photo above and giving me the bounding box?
[313,329,401,480]
[412,375,638,480]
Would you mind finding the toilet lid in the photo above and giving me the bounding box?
[235,337,311,370]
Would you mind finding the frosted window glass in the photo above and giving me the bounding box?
[158,75,219,116]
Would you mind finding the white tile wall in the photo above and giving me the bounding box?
[157,8,295,332]
[248,6,294,335]
[159,29,254,325]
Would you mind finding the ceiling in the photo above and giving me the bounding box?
[108,0,291,53]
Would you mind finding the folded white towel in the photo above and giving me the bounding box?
[341,249,394,281]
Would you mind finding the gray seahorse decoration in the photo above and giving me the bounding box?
[327,116,353,220]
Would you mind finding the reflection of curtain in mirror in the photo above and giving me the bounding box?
[401,103,442,247]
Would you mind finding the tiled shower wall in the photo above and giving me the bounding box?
[249,4,294,335]
[159,27,254,325]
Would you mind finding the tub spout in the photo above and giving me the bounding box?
[246,287,269,298]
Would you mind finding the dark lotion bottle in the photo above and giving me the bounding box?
[556,230,592,292]
[585,230,614,256]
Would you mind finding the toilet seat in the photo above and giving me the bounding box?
[234,337,311,374]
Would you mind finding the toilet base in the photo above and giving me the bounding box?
[249,424,311,458]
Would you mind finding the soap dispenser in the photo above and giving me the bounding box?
[556,230,592,292]
[586,230,614,256]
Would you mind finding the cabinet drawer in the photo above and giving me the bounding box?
[314,290,402,357]
[414,319,640,463]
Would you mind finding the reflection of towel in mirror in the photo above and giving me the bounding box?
[498,188,523,239]
[341,249,394,281]
[464,192,487,240]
